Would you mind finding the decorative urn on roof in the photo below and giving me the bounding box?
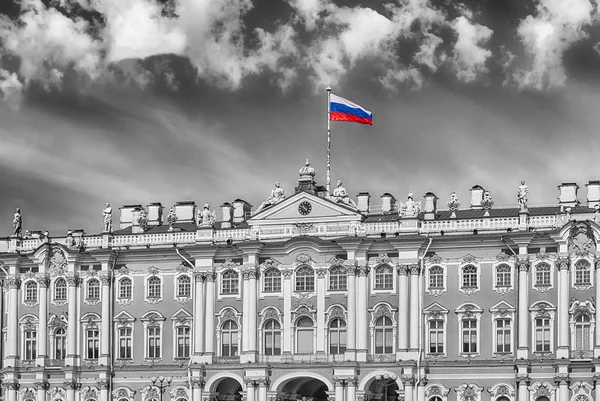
[298,159,316,182]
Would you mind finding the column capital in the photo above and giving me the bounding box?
[516,258,530,272]
[346,266,357,276]
[4,276,21,290]
[64,274,80,287]
[357,266,370,276]
[555,257,571,271]
[206,271,217,282]
[397,265,409,276]
[409,265,420,275]
[2,381,20,391]
[515,375,530,385]
[35,274,49,288]
[33,380,50,390]
[244,378,257,387]
[194,272,206,282]
[553,374,570,386]
[315,268,328,277]
[242,268,258,280]
[256,378,270,387]
[99,273,111,286]
[190,378,205,389]
[96,380,109,390]
[401,376,415,386]
[595,259,600,271]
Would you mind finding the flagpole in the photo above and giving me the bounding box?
[326,86,332,196]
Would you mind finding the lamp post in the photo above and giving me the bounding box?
[151,376,172,401]
[374,374,397,401]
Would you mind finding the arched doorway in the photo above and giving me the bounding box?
[215,378,243,401]
[366,375,399,401]
[278,378,329,401]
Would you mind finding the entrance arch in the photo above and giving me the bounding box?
[205,374,245,401]
[273,373,333,401]
[364,374,400,401]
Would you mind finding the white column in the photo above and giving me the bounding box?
[98,381,109,401]
[516,377,529,401]
[242,272,250,353]
[6,277,19,359]
[397,266,409,351]
[556,377,569,401]
[356,267,369,353]
[66,275,78,358]
[556,258,570,354]
[594,375,600,401]
[346,267,357,355]
[316,268,327,353]
[7,385,17,401]
[282,271,292,353]
[347,380,357,401]
[517,259,530,358]
[100,273,111,357]
[246,381,256,401]
[193,387,202,401]
[205,273,216,355]
[334,381,344,401]
[194,273,205,355]
[37,386,47,401]
[248,270,258,354]
[417,382,425,401]
[402,377,414,401]
[257,380,268,401]
[595,262,600,357]
[66,383,75,401]
[409,265,420,350]
[37,275,48,359]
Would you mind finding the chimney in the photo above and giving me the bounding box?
[221,202,233,229]
[558,183,579,207]
[586,181,600,208]
[147,203,163,226]
[469,185,485,209]
[119,205,142,229]
[357,192,371,213]
[380,193,396,214]
[174,201,196,223]
[424,192,438,220]
[233,199,252,224]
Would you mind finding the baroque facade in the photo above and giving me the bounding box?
[0,163,599,401]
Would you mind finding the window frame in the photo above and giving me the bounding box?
[529,301,556,356]
[262,268,282,294]
[114,311,136,360]
[117,276,133,305]
[52,277,68,306]
[493,263,514,295]
[328,318,347,355]
[263,319,282,356]
[220,320,239,357]
[146,276,162,302]
[174,274,192,303]
[568,299,595,357]
[85,278,101,305]
[221,269,240,295]
[459,264,480,295]
[373,264,394,291]
[295,266,315,292]
[329,266,347,291]
[455,303,483,358]
[426,265,446,296]
[141,311,166,361]
[533,262,553,292]
[368,303,397,355]
[294,315,315,354]
[572,258,593,291]
[423,303,449,358]
[23,280,39,307]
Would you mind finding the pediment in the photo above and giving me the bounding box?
[248,191,363,225]
[490,300,515,312]
[424,302,448,313]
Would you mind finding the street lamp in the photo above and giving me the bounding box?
[150,376,172,401]
[374,374,397,401]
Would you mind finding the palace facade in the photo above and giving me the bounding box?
[0,162,599,401]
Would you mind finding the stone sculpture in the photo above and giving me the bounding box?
[332,180,358,209]
[102,203,113,233]
[255,182,285,214]
[517,181,528,212]
[12,207,22,237]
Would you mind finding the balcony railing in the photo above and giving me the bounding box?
[47,359,65,367]
[570,350,593,359]
[256,354,347,364]
[214,356,240,364]
[366,354,397,363]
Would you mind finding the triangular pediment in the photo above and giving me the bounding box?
[423,302,449,313]
[490,300,515,311]
[248,191,363,226]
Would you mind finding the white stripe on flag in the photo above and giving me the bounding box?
[330,94,371,115]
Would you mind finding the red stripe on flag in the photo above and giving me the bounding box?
[330,111,373,125]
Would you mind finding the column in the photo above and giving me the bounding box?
[246,381,256,401]
[417,380,426,401]
[282,271,292,353]
[402,377,414,401]
[97,380,109,401]
[397,266,409,352]
[257,379,268,401]
[516,376,529,401]
[242,272,250,353]
[316,268,327,353]
[192,379,204,401]
[205,273,216,355]
[65,381,76,401]
[517,259,530,359]
[594,375,600,401]
[37,275,48,361]
[346,267,357,357]
[36,381,48,401]
[6,277,19,359]
[556,258,570,357]
[66,274,78,358]
[409,265,420,350]
[248,269,258,355]
[100,273,111,357]
[6,383,17,401]
[334,380,344,401]
[554,376,569,401]
[194,273,205,355]
[356,267,369,354]
[347,379,357,401]
[595,261,600,357]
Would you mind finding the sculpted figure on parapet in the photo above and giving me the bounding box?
[102,203,113,233]
[255,182,285,214]
[199,203,216,226]
[332,180,358,209]
[517,180,529,211]
[399,193,421,217]
[12,207,22,237]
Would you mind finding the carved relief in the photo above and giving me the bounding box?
[50,245,67,270]
[568,221,596,255]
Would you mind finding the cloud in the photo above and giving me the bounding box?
[0,69,24,109]
[451,16,493,82]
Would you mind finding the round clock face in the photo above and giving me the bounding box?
[298,201,312,215]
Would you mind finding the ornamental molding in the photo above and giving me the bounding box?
[293,222,315,235]
[454,384,483,401]
[496,252,512,262]
[221,259,240,270]
[425,384,450,399]
[147,266,160,276]
[327,257,346,267]
[572,259,593,291]
[115,266,132,276]
[461,254,478,264]
[427,254,443,265]
[259,306,281,324]
[553,375,570,386]
[49,245,68,270]
[170,387,189,400]
[555,257,571,271]
[326,305,346,324]
[295,253,314,265]
[569,382,593,399]
[372,253,393,266]
[487,384,515,400]
[112,387,136,400]
[260,258,281,270]
[516,259,530,272]
[536,252,552,261]
[176,262,192,273]
[80,386,99,401]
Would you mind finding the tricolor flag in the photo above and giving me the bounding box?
[330,94,373,125]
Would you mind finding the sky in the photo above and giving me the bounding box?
[2,0,600,235]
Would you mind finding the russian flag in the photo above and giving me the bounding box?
[330,94,373,125]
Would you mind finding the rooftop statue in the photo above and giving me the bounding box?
[12,207,22,237]
[199,203,216,227]
[138,209,148,231]
[102,203,113,233]
[167,207,178,229]
[299,159,316,181]
[482,191,494,216]
[517,180,529,212]
[255,182,285,214]
[399,193,421,217]
[332,180,358,209]
[447,192,461,218]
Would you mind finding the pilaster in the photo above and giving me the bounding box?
[409,264,420,352]
[345,265,357,360]
[316,267,327,354]
[556,257,570,359]
[397,264,409,359]
[516,258,530,359]
[356,265,369,361]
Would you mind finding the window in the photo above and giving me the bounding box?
[221,320,238,356]
[87,279,100,300]
[535,263,551,286]
[119,277,132,299]
[495,319,511,353]
[429,266,444,289]
[575,260,591,285]
[147,327,161,359]
[374,265,394,290]
[461,319,477,354]
[118,327,132,359]
[496,265,511,287]
[263,269,281,293]
[535,318,551,352]
[147,276,161,299]
[221,270,239,294]
[329,266,347,290]
[54,278,67,301]
[86,329,99,359]
[296,316,314,354]
[329,319,346,354]
[24,330,37,361]
[574,314,591,352]
[54,328,67,360]
[462,265,478,288]
[374,316,394,354]
[295,267,315,292]
[263,320,281,355]
[429,320,444,354]
[24,281,37,302]
[177,276,191,297]
[176,327,191,358]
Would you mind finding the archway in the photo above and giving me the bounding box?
[278,377,329,401]
[215,378,243,401]
[365,375,400,401]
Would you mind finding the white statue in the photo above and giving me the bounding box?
[332,180,358,209]
[447,192,461,218]
[167,207,178,229]
[517,180,528,211]
[102,203,113,233]
[12,207,22,237]
[399,193,421,217]
[255,182,285,214]
[199,203,216,226]
[482,191,494,216]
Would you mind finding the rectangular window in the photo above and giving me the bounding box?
[264,274,281,292]
[147,327,161,359]
[462,319,477,354]
[535,318,551,352]
[575,268,591,285]
[535,266,551,286]
[264,330,282,355]
[24,330,37,361]
[495,319,511,353]
[329,329,347,354]
[118,327,132,359]
[329,274,347,290]
[176,327,191,358]
[87,329,99,359]
[429,320,444,354]
[496,267,511,287]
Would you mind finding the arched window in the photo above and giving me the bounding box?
[329,266,347,290]
[573,396,590,401]
[496,264,511,287]
[295,267,315,292]
[147,276,161,299]
[574,314,592,351]
[429,266,443,289]
[535,263,551,286]
[24,281,37,301]
[54,278,67,301]
[575,260,591,285]
[118,277,132,299]
[177,275,191,297]
[429,397,443,401]
[55,328,67,360]
[263,320,281,355]
[374,265,393,289]
[497,397,510,401]
[329,318,346,354]
[461,265,478,288]
[87,279,100,300]
[374,316,393,354]
[296,316,314,354]
[263,268,281,292]
[221,270,239,294]
[221,320,238,356]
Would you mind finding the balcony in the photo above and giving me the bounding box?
[256,354,347,364]
[214,356,240,364]
[47,359,65,368]
[570,350,593,360]
[367,354,397,363]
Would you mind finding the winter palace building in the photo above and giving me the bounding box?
[0,160,599,401]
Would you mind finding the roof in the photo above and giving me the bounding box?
[422,205,595,220]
